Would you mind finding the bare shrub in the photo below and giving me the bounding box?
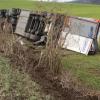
[39,14,65,76]
[10,14,65,76]
[0,19,15,56]
[11,42,41,73]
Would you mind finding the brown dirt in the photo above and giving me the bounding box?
[9,43,100,100]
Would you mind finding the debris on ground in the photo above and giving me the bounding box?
[1,8,100,55]
[0,8,100,100]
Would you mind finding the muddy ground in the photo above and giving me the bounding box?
[9,41,100,100]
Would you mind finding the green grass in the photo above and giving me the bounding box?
[0,56,46,99]
[0,0,100,18]
[62,51,100,90]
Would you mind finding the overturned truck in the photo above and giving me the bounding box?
[0,8,100,55]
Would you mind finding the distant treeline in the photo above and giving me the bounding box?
[71,0,100,4]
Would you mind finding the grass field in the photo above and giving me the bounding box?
[0,0,100,18]
[62,51,100,90]
[0,56,46,99]
[0,0,100,91]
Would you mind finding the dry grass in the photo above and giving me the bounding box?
[0,19,15,56]
[10,13,65,76]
